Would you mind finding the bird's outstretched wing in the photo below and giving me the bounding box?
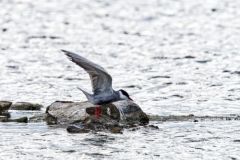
[62,50,113,95]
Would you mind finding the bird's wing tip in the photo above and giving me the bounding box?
[61,49,73,58]
[61,49,68,54]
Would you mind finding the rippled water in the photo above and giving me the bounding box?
[1,121,240,160]
[1,0,240,159]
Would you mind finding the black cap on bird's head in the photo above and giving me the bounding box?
[119,89,133,101]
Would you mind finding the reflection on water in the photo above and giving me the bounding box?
[1,0,240,159]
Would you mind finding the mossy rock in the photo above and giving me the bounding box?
[10,102,43,110]
[46,100,149,133]
[0,101,12,113]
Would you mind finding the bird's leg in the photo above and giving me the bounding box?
[95,105,102,119]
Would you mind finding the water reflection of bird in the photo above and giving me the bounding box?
[62,50,133,117]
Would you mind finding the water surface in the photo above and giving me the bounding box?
[1,0,240,159]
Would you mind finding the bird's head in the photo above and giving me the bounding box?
[118,89,133,101]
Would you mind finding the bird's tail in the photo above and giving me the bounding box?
[77,87,93,102]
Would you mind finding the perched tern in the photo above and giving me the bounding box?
[62,50,133,110]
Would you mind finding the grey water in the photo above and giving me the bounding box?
[0,0,240,159]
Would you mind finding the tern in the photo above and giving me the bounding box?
[62,50,133,110]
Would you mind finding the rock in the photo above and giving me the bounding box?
[1,112,11,118]
[10,102,43,110]
[0,101,12,114]
[193,119,198,122]
[0,115,28,123]
[29,113,47,123]
[46,100,149,133]
[148,114,240,122]
[46,101,92,124]
[109,126,123,134]
[0,115,8,122]
[67,125,90,133]
[148,125,159,130]
[111,100,149,125]
[2,28,7,32]
[45,113,58,125]
[46,100,148,125]
[7,117,28,123]
[211,8,217,12]
[148,114,196,122]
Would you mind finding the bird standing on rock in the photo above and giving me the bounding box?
[62,50,133,118]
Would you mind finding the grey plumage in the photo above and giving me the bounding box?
[62,50,132,105]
